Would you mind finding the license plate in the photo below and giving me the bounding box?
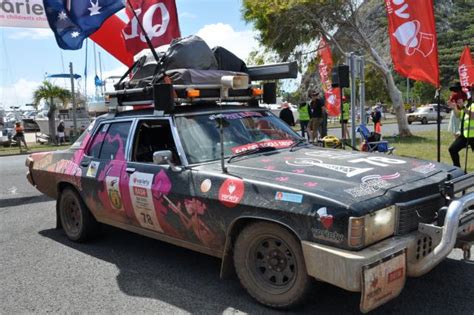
[360,250,406,313]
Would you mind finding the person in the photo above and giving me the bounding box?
[341,96,350,139]
[297,101,310,139]
[57,120,65,145]
[279,102,295,127]
[448,85,474,168]
[308,92,325,142]
[371,104,382,134]
[319,95,328,138]
[447,82,468,138]
[14,121,28,152]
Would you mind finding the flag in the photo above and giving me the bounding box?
[43,0,124,50]
[94,75,104,87]
[317,37,340,116]
[123,0,180,56]
[459,45,474,92]
[385,0,439,87]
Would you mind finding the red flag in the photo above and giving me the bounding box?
[385,0,439,87]
[459,46,474,92]
[317,38,340,116]
[123,0,181,56]
[90,16,134,67]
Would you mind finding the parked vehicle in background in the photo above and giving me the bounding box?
[0,128,14,147]
[406,105,446,124]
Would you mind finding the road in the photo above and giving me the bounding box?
[1,155,473,314]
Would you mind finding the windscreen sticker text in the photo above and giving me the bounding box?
[209,111,263,120]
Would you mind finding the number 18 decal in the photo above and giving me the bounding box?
[349,156,406,167]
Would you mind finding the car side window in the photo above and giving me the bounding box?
[88,123,109,158]
[99,122,132,160]
[132,120,179,164]
[87,122,131,160]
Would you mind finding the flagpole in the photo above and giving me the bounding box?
[126,0,160,63]
[436,88,441,162]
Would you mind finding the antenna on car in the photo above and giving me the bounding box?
[125,0,161,64]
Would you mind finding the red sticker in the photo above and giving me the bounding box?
[218,178,245,208]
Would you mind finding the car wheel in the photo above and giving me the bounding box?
[233,222,312,308]
[59,188,100,242]
[421,117,428,124]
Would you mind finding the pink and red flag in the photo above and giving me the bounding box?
[317,37,340,116]
[458,45,474,92]
[385,0,439,87]
[123,0,181,56]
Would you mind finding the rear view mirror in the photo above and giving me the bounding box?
[153,150,182,172]
[153,150,173,165]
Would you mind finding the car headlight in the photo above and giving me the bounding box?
[348,206,396,248]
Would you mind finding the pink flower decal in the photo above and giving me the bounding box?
[304,182,318,187]
[260,158,271,163]
[292,169,305,174]
[275,176,289,182]
[264,165,276,170]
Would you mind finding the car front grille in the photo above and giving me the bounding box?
[396,194,446,235]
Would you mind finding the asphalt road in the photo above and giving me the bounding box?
[1,155,473,314]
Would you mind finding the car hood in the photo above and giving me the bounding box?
[217,146,456,205]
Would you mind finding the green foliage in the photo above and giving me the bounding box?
[33,81,71,112]
[364,64,390,104]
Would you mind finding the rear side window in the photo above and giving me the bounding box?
[88,122,132,160]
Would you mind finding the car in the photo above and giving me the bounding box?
[0,128,14,147]
[25,64,474,313]
[406,105,446,124]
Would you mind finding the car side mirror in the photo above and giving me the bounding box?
[153,150,182,172]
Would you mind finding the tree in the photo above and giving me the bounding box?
[33,81,71,143]
[242,0,414,136]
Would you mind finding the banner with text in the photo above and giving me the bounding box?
[0,0,49,28]
[317,37,340,117]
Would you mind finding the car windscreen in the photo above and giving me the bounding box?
[175,111,300,164]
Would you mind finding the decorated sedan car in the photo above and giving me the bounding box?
[26,103,474,312]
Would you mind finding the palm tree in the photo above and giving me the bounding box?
[33,81,71,143]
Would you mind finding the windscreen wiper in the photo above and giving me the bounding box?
[289,138,308,152]
[228,146,277,163]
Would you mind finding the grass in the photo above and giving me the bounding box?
[0,143,66,156]
[385,130,473,173]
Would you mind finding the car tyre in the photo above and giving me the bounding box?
[233,222,312,308]
[421,117,428,124]
[59,188,100,242]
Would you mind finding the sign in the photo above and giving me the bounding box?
[361,251,406,312]
[218,178,244,208]
[317,37,341,116]
[385,0,439,87]
[0,0,49,28]
[459,45,474,92]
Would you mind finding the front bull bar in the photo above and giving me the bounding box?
[408,192,474,277]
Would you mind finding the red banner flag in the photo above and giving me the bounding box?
[317,38,340,116]
[123,0,181,56]
[90,16,134,67]
[385,0,439,87]
[459,45,474,92]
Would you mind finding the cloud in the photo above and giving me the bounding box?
[0,79,43,109]
[196,23,259,61]
[8,29,53,40]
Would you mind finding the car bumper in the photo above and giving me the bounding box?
[302,191,474,311]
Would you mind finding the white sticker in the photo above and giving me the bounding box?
[129,172,163,232]
[200,179,212,193]
[86,161,100,177]
[106,176,123,211]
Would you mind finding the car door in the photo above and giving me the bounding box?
[80,119,133,224]
[123,117,196,242]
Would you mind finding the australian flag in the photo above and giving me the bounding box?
[43,0,124,50]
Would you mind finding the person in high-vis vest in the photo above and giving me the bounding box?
[298,102,310,139]
[448,94,474,168]
[341,96,350,139]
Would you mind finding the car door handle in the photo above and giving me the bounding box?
[126,167,136,174]
[80,158,91,167]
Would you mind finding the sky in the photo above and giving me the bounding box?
[0,0,262,110]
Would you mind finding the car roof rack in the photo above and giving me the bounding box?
[106,61,297,115]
